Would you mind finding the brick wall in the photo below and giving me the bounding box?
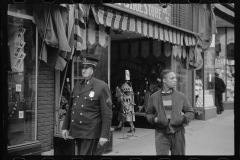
[38,61,55,153]
[172,4,193,31]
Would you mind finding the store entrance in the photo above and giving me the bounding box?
[109,29,171,128]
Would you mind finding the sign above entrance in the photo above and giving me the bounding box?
[106,3,172,25]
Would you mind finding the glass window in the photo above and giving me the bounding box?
[171,46,187,95]
[203,47,215,108]
[7,15,37,146]
[215,28,227,101]
[226,28,234,102]
[215,28,234,102]
[195,61,204,108]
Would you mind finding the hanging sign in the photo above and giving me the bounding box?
[105,4,172,25]
[99,25,107,47]
[131,41,138,58]
[141,41,149,58]
[153,40,161,57]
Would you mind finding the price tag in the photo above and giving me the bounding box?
[18,52,26,59]
[19,111,24,119]
[15,28,26,42]
[13,47,22,58]
[14,40,25,48]
[13,59,23,71]
[16,84,21,92]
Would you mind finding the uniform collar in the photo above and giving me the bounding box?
[81,77,93,85]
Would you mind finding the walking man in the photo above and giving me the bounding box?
[62,55,112,155]
[215,69,226,114]
[146,69,194,155]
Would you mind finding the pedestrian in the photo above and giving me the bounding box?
[215,69,226,114]
[145,69,194,155]
[61,55,113,155]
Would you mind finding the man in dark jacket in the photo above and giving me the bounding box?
[61,55,112,155]
[145,69,194,155]
[215,70,226,114]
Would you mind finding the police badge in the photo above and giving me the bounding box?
[89,91,95,98]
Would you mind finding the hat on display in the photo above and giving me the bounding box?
[81,55,99,67]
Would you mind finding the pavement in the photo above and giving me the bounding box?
[105,110,234,155]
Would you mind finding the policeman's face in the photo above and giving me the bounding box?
[81,65,94,78]
[163,72,177,89]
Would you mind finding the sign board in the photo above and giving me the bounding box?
[105,3,172,25]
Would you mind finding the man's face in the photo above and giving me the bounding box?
[163,72,177,89]
[81,65,94,78]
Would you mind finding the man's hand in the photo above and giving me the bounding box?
[98,137,108,146]
[62,129,69,140]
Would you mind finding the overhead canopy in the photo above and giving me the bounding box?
[91,5,198,47]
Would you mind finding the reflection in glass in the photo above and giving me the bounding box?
[8,16,37,146]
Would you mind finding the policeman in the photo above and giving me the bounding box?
[62,55,112,155]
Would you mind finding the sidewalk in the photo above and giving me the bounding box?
[105,110,234,155]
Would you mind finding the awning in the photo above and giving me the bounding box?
[91,5,197,47]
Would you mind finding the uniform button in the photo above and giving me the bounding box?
[80,113,82,115]
[81,105,84,107]
[80,121,82,123]
[72,120,74,122]
[74,103,76,105]
[84,97,86,99]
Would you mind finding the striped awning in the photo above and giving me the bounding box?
[91,5,197,47]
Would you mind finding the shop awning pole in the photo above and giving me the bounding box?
[58,48,75,111]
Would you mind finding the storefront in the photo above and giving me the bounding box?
[5,3,217,155]
[193,4,234,120]
[214,4,234,111]
[53,3,200,154]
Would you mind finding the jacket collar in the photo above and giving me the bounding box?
[78,77,94,95]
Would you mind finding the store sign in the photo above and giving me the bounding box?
[106,3,172,24]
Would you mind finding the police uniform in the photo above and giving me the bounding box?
[62,56,112,155]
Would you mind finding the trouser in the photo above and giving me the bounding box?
[155,128,185,155]
[215,93,224,113]
[75,138,99,155]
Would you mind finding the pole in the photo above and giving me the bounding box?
[58,49,75,110]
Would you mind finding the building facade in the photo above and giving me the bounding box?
[4,3,224,156]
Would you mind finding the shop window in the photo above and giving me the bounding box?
[215,28,234,102]
[226,28,234,102]
[171,46,188,96]
[195,44,216,108]
[7,15,38,146]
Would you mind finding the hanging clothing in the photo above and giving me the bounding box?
[193,4,217,51]
[33,4,71,52]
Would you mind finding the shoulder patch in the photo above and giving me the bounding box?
[106,97,112,105]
